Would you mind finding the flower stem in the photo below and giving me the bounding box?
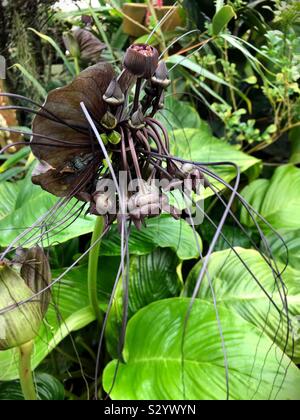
[74,57,80,76]
[88,216,105,324]
[18,341,37,401]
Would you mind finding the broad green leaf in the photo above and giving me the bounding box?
[101,215,202,260]
[200,221,254,252]
[213,6,236,35]
[0,257,119,381]
[156,97,212,134]
[106,248,182,357]
[290,127,300,164]
[265,229,300,271]
[241,165,300,231]
[0,180,97,248]
[184,248,300,359]
[0,182,19,221]
[103,298,300,400]
[170,128,260,189]
[0,373,64,400]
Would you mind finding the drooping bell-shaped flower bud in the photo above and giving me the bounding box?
[129,105,145,129]
[123,44,159,79]
[151,61,171,88]
[103,78,125,106]
[81,15,94,29]
[0,248,51,351]
[101,111,118,130]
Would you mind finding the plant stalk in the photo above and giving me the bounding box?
[18,340,37,401]
[74,57,80,76]
[88,216,105,324]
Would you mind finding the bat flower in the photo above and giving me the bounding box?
[5,43,204,229]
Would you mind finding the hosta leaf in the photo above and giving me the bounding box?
[170,128,260,189]
[0,373,64,400]
[106,248,182,357]
[103,298,300,400]
[200,220,254,252]
[101,215,202,260]
[184,248,300,359]
[156,96,212,133]
[265,229,300,271]
[0,180,96,248]
[241,165,300,231]
[0,182,19,221]
[0,256,119,381]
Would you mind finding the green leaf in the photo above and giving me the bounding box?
[0,373,64,400]
[0,182,19,221]
[106,248,182,357]
[265,229,300,271]
[170,128,260,191]
[29,28,75,76]
[101,215,202,260]
[0,257,119,381]
[0,180,97,248]
[213,6,236,36]
[167,55,252,111]
[0,167,25,182]
[0,147,30,174]
[184,248,300,359]
[289,127,300,165]
[200,221,254,252]
[241,165,300,231]
[103,298,300,400]
[12,64,47,100]
[156,97,212,134]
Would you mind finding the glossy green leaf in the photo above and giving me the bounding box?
[200,221,254,252]
[241,165,300,231]
[156,96,212,134]
[184,248,300,359]
[0,182,19,221]
[101,215,202,260]
[265,229,300,271]
[213,6,236,35]
[103,298,300,400]
[106,248,182,357]
[0,373,64,400]
[0,180,96,248]
[170,128,260,189]
[0,257,119,381]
